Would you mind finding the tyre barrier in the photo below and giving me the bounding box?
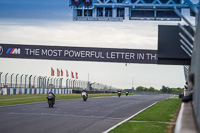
[1,88,72,95]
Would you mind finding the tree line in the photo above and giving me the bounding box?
[124,86,182,94]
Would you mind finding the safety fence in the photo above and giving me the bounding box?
[0,73,119,95]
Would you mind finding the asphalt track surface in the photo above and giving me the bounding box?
[0,95,169,133]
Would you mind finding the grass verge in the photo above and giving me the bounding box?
[131,98,181,122]
[109,122,168,133]
[0,93,117,106]
[109,98,181,133]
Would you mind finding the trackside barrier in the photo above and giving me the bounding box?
[175,103,198,133]
[2,88,72,95]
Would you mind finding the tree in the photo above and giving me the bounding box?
[161,86,168,93]
[149,87,155,92]
[136,86,144,91]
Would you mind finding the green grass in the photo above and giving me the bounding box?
[109,122,168,133]
[131,98,181,122]
[109,98,181,133]
[0,93,117,106]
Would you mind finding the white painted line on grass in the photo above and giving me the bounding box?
[102,102,158,133]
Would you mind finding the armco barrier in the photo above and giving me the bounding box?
[2,88,72,95]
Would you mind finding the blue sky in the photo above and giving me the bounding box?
[0,0,197,89]
[0,0,72,19]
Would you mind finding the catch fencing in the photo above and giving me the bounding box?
[0,73,118,95]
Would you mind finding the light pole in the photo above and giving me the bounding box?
[73,80,75,89]
[15,74,19,88]
[25,75,28,88]
[37,76,41,88]
[60,78,63,88]
[56,78,58,88]
[66,79,69,89]
[10,73,14,88]
[79,80,81,89]
[29,75,32,88]
[69,79,71,89]
[33,76,36,88]
[44,76,47,88]
[43,76,47,89]
[49,77,52,89]
[53,78,56,88]
[76,80,78,89]
[5,73,8,88]
[71,80,74,89]
[41,76,44,88]
[0,72,2,88]
[39,76,42,88]
[74,80,77,89]
[20,74,24,88]
[47,77,49,88]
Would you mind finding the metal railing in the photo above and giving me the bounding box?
[0,73,119,93]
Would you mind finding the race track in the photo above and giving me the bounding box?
[0,95,169,133]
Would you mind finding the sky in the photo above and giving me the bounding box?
[0,0,198,89]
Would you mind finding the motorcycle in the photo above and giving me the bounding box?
[82,91,88,101]
[126,92,129,96]
[47,93,55,108]
[118,92,121,97]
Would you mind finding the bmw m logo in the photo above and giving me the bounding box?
[0,46,3,55]
[6,48,20,54]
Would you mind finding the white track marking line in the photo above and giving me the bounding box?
[102,102,158,133]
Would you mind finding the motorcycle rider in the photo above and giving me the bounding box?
[81,89,88,97]
[126,91,129,96]
[47,91,56,105]
[118,89,121,97]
